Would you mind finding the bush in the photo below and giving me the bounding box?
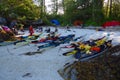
[85,20,98,26]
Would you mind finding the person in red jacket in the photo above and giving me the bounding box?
[29,25,34,36]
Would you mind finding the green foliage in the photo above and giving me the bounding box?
[85,20,98,26]
[0,0,40,22]
[59,0,105,26]
[104,0,120,21]
[0,0,120,26]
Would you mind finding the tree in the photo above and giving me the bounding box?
[60,0,104,26]
[51,0,58,15]
[112,0,120,20]
[104,0,120,20]
[0,0,40,22]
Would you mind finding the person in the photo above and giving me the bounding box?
[37,26,43,32]
[29,25,34,36]
[10,20,17,29]
[46,34,51,40]
[19,24,24,32]
[51,32,55,38]
[12,25,18,35]
[66,25,69,30]
[40,27,43,32]
[66,26,70,31]
[47,27,50,33]
[55,27,58,32]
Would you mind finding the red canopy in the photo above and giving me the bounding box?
[102,21,120,28]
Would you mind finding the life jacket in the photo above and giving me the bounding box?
[79,44,85,50]
[96,38,106,46]
[84,44,91,54]
[84,44,91,51]
[90,46,101,52]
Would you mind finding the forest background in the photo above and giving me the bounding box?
[0,0,120,27]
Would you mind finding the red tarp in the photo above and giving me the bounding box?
[102,21,120,28]
[73,20,83,26]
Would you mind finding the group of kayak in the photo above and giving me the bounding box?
[37,34,75,50]
[31,32,61,44]
[13,31,76,50]
[0,28,113,61]
[62,36,112,61]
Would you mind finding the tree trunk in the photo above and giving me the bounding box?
[109,0,112,17]
[92,0,95,22]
